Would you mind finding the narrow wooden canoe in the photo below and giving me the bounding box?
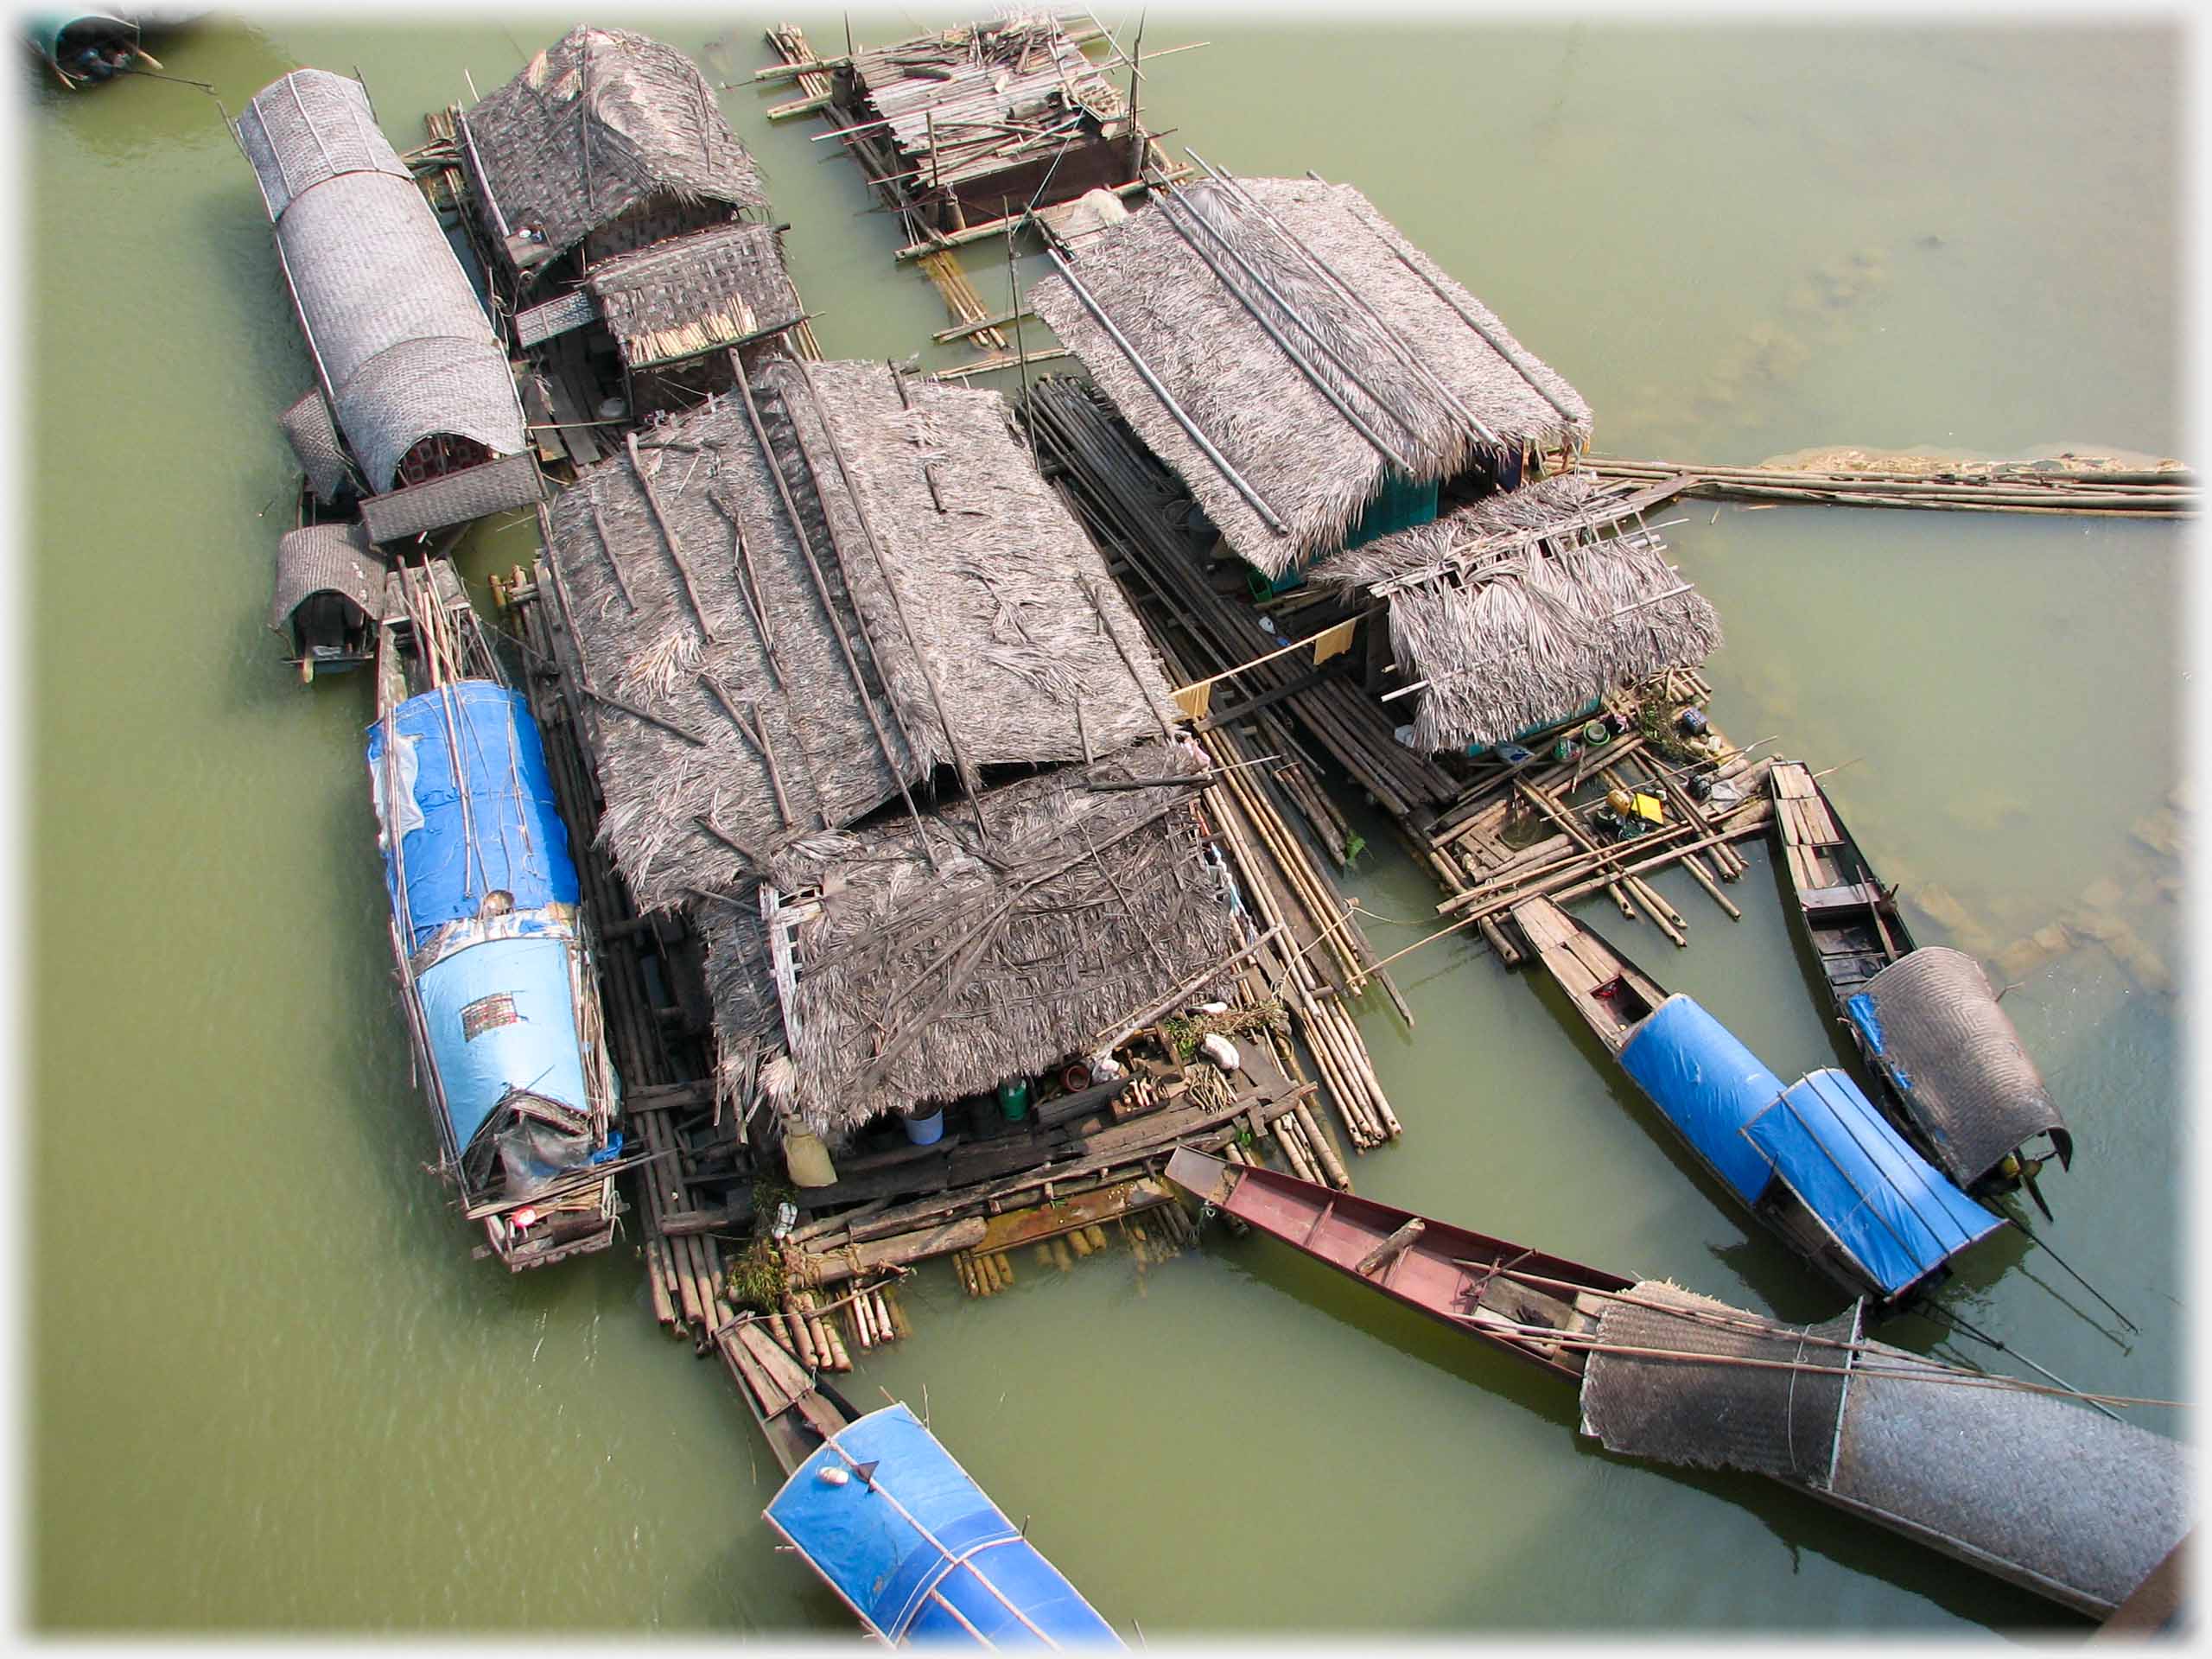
[1768,760,2069,1208]
[1165,1147,1631,1381]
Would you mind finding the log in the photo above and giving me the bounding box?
[1355,1218,1424,1277]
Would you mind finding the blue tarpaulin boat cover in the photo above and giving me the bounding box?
[416,935,589,1152]
[766,1403,1122,1647]
[366,682,578,951]
[1617,995,1784,1206]
[1742,1069,2003,1299]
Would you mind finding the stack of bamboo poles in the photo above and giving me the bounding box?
[756,1275,911,1368]
[506,565,757,1354]
[1590,454,2197,517]
[1021,378,1459,825]
[1017,379,1409,1159]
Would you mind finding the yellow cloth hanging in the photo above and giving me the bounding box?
[1173,681,1215,721]
[1310,619,1357,664]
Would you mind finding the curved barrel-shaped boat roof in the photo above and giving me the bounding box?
[766,1403,1122,1646]
[1741,1069,2004,1300]
[365,681,579,957]
[1580,1281,2190,1618]
[268,520,381,633]
[1617,993,1786,1206]
[236,69,528,493]
[1850,945,2072,1187]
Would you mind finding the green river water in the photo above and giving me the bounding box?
[26,10,2190,1637]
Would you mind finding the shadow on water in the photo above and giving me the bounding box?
[1209,1225,2084,1635]
[1513,963,1825,1320]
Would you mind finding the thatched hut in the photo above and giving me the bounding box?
[540,357,1182,912]
[1315,472,1724,752]
[703,742,1235,1145]
[236,69,538,544]
[830,12,1146,238]
[1030,175,1593,582]
[458,26,769,288]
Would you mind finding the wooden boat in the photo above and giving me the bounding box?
[1163,1147,2190,1623]
[718,1313,863,1478]
[765,1402,1124,1645]
[1768,760,2069,1213]
[1510,894,2004,1312]
[28,10,151,86]
[365,562,626,1269]
[1166,1147,1631,1378]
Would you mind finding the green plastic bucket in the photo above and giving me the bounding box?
[996,1077,1032,1122]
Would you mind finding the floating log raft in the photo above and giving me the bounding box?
[1589,454,2197,517]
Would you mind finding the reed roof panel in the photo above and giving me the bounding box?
[462,27,766,269]
[704,747,1236,1141]
[586,222,804,369]
[1313,476,1721,751]
[544,359,1179,910]
[1030,177,1594,577]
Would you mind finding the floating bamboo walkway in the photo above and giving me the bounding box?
[1590,454,2196,517]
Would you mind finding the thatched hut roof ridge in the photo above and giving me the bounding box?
[1316,476,1723,752]
[1031,177,1594,577]
[704,742,1237,1141]
[544,359,1181,910]
[461,27,767,270]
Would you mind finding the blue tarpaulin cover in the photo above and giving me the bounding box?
[1617,995,1785,1205]
[766,1403,1121,1647]
[366,682,578,952]
[1742,1069,2002,1298]
[416,935,588,1152]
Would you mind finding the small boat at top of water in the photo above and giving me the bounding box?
[366,563,624,1269]
[28,10,151,87]
[766,1402,1124,1646]
[1510,893,2003,1311]
[1768,759,2071,1215]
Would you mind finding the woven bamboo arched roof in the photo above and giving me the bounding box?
[461,26,767,275]
[541,359,1181,913]
[236,70,528,494]
[1032,176,1593,579]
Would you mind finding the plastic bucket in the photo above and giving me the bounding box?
[902,1105,945,1147]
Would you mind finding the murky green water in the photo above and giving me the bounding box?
[28,10,2185,1635]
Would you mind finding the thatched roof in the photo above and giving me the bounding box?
[282,388,352,504]
[703,744,1236,1141]
[461,27,767,273]
[237,70,529,494]
[543,358,1180,911]
[1314,474,1722,751]
[1030,176,1594,577]
[268,520,382,632]
[847,12,1128,195]
[585,222,803,370]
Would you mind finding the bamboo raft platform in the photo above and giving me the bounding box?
[1590,454,2196,517]
[760,19,1189,346]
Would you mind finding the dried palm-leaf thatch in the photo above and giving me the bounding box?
[237,70,529,493]
[543,358,1181,911]
[585,222,803,370]
[1030,177,1593,578]
[1313,474,1722,752]
[461,26,767,273]
[704,742,1237,1141]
